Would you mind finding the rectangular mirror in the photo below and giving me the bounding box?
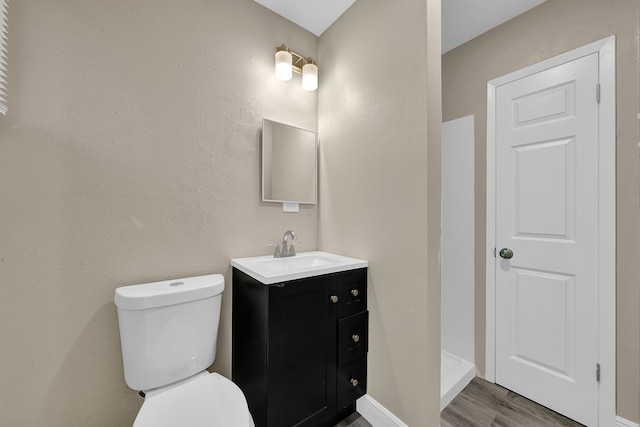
[262,118,317,204]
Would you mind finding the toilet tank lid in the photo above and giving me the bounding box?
[114,274,224,311]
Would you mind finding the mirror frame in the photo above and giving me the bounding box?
[261,118,318,204]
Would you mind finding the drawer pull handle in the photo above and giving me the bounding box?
[350,378,359,387]
[352,334,360,343]
[350,289,359,297]
[330,295,339,303]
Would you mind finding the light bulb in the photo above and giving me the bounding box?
[302,62,318,91]
[275,50,292,81]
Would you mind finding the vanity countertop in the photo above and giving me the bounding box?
[230,251,368,285]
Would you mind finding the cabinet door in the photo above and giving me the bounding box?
[268,275,338,427]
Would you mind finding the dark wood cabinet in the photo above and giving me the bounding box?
[232,267,368,427]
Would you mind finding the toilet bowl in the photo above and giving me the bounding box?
[133,372,254,427]
[114,274,253,427]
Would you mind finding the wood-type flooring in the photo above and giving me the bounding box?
[335,412,372,427]
[337,377,586,426]
[441,378,586,427]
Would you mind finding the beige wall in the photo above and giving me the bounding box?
[442,0,640,422]
[0,1,319,425]
[318,1,442,426]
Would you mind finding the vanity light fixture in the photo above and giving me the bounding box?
[275,45,292,81]
[301,60,318,91]
[274,44,318,91]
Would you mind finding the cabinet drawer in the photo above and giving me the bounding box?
[337,268,367,317]
[338,311,368,366]
[337,357,367,410]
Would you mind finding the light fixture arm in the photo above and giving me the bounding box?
[276,44,316,75]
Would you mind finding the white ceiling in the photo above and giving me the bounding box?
[254,0,357,37]
[442,0,547,53]
[255,0,547,52]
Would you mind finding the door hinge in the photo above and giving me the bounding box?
[596,363,601,382]
[596,84,601,103]
[493,247,496,258]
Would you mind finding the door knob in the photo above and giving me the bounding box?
[330,295,339,303]
[499,248,514,259]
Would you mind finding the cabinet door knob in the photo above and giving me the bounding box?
[330,295,339,303]
[350,289,359,297]
[350,378,359,387]
[352,334,360,343]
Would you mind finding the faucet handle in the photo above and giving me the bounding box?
[289,241,301,255]
[267,243,281,258]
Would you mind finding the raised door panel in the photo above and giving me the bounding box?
[514,138,575,238]
[268,275,337,427]
[510,268,576,378]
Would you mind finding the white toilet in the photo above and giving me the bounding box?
[114,274,254,427]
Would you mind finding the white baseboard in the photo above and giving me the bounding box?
[356,394,408,427]
[356,395,639,427]
[617,416,640,427]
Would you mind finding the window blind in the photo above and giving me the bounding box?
[0,0,7,115]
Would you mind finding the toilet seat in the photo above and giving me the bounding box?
[133,372,254,427]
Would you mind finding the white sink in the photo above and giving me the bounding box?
[255,254,337,272]
[231,251,367,284]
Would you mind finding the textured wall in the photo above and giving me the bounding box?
[0,1,319,425]
[442,0,640,422]
[318,0,442,425]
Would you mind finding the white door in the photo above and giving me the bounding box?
[494,53,599,426]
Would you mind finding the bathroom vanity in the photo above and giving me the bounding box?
[231,252,368,427]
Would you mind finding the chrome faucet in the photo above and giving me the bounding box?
[270,230,298,258]
[282,230,298,256]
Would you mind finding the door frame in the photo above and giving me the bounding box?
[485,36,616,425]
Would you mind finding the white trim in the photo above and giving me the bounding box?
[617,416,640,427]
[485,35,616,427]
[0,0,7,115]
[356,395,408,427]
[485,80,497,384]
[595,35,617,427]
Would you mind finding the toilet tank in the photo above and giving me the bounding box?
[114,274,224,391]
